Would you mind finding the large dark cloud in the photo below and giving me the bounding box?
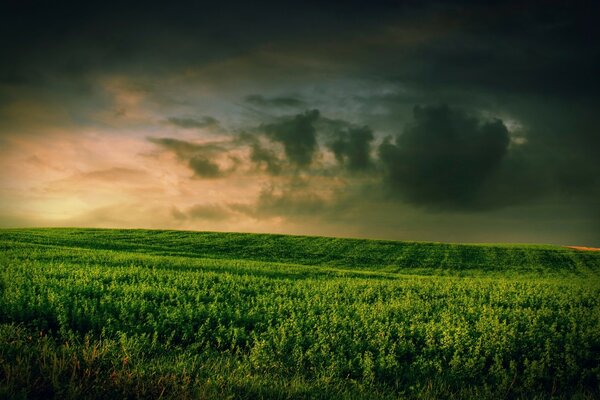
[379,105,510,209]
[242,111,378,175]
[262,110,320,168]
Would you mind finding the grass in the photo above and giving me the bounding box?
[1,228,599,399]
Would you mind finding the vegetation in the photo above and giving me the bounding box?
[1,228,599,399]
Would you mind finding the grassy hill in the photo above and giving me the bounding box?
[1,228,599,399]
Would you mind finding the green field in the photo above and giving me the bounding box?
[1,228,599,399]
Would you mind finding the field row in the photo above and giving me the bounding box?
[2,228,599,276]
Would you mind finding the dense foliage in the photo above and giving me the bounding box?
[1,228,599,399]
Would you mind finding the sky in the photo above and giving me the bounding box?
[0,0,599,245]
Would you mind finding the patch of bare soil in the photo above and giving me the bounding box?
[565,246,600,252]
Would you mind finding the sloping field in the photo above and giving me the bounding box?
[1,228,599,399]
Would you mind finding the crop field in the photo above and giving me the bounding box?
[1,228,599,399]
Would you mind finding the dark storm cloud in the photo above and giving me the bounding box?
[244,94,305,109]
[466,100,600,213]
[379,105,510,210]
[148,137,228,178]
[262,110,320,168]
[327,125,374,172]
[2,1,598,102]
[330,2,600,103]
[3,1,597,124]
[0,1,407,84]
[167,116,219,130]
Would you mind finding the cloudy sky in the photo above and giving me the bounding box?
[1,1,599,245]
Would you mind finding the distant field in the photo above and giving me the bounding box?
[1,228,599,399]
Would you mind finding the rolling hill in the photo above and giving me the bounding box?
[1,228,599,399]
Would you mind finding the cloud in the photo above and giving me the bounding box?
[262,110,320,167]
[148,137,225,156]
[79,167,148,182]
[229,173,372,225]
[236,131,283,175]
[166,116,219,129]
[249,141,282,175]
[148,137,230,178]
[254,184,327,217]
[187,156,222,178]
[327,125,374,171]
[244,94,305,108]
[379,104,510,209]
[172,204,233,221]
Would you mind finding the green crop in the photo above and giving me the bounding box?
[1,228,599,399]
